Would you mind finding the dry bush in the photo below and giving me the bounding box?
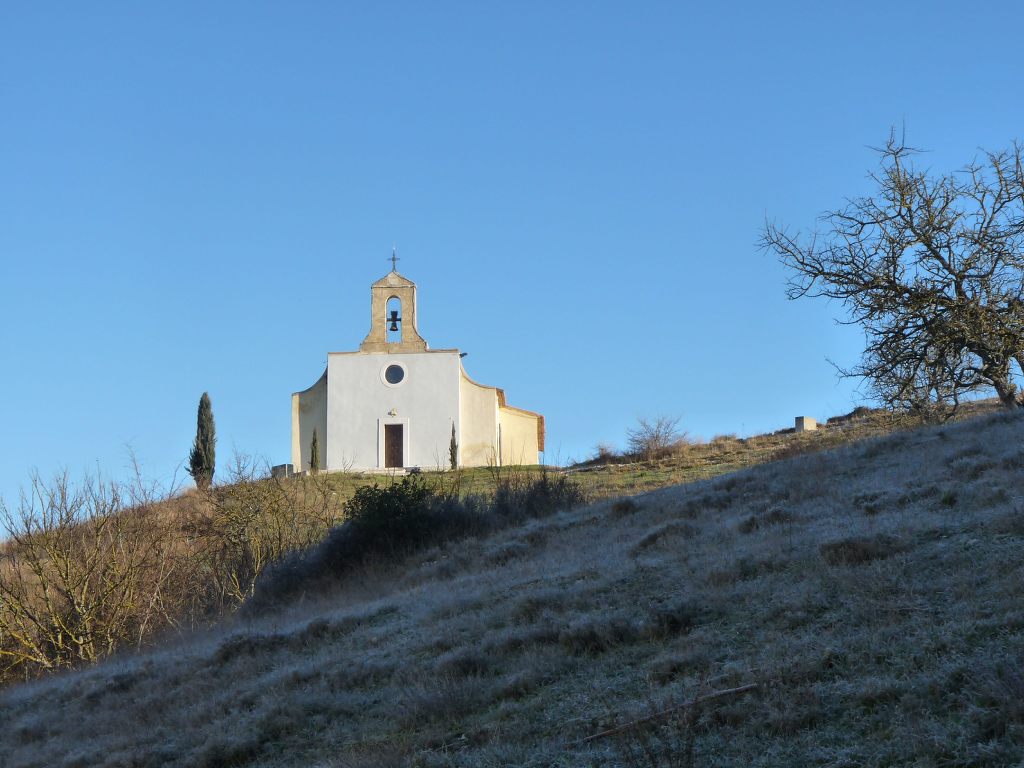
[488,620,562,654]
[593,443,621,464]
[0,457,346,685]
[631,521,699,554]
[708,556,787,587]
[646,650,712,684]
[628,416,686,462]
[435,647,497,678]
[185,454,344,609]
[488,466,588,522]
[737,507,794,534]
[325,659,397,691]
[487,647,571,703]
[826,405,875,425]
[484,539,532,565]
[771,436,825,462]
[396,673,495,727]
[510,588,570,622]
[644,601,707,640]
[852,491,888,516]
[819,534,906,566]
[612,498,641,516]
[0,472,181,681]
[558,614,643,655]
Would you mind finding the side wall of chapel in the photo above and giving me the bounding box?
[458,368,499,466]
[498,405,543,466]
[291,369,328,472]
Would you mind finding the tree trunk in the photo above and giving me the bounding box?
[992,379,1020,409]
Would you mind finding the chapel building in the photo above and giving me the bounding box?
[291,268,544,472]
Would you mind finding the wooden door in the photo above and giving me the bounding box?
[384,424,404,468]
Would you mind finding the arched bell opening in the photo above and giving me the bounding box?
[386,296,403,343]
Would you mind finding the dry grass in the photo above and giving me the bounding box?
[2,406,1024,766]
[565,399,1005,499]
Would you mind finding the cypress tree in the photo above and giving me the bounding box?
[310,429,320,474]
[449,422,458,470]
[188,392,216,490]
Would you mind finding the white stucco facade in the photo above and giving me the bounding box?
[290,269,543,472]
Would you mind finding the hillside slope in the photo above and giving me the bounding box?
[3,410,1024,766]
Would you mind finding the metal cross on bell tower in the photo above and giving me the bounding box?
[390,246,399,272]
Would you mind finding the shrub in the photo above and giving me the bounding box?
[397,674,495,727]
[738,507,794,534]
[246,477,477,611]
[491,471,587,522]
[341,476,447,553]
[820,534,905,566]
[631,521,699,554]
[708,556,786,586]
[772,437,824,462]
[435,648,496,678]
[645,600,704,639]
[611,498,640,516]
[647,649,711,683]
[592,442,619,463]
[485,539,532,565]
[558,615,641,655]
[247,473,584,613]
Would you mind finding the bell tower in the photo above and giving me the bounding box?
[359,256,428,353]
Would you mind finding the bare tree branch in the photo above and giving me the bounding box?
[762,133,1024,415]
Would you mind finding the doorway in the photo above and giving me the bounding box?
[384,424,404,468]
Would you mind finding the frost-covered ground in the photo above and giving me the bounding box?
[3,410,1024,767]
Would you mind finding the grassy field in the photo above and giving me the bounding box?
[2,403,1023,766]
[322,400,1002,503]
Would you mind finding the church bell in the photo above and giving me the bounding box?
[388,309,401,332]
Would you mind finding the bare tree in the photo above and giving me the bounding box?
[762,132,1024,415]
[627,416,684,461]
[0,455,348,684]
[0,472,178,680]
[185,452,344,607]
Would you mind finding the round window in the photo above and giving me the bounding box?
[384,364,405,385]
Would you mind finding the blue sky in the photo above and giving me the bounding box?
[2,2,1022,502]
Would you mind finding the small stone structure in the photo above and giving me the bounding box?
[795,416,817,432]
